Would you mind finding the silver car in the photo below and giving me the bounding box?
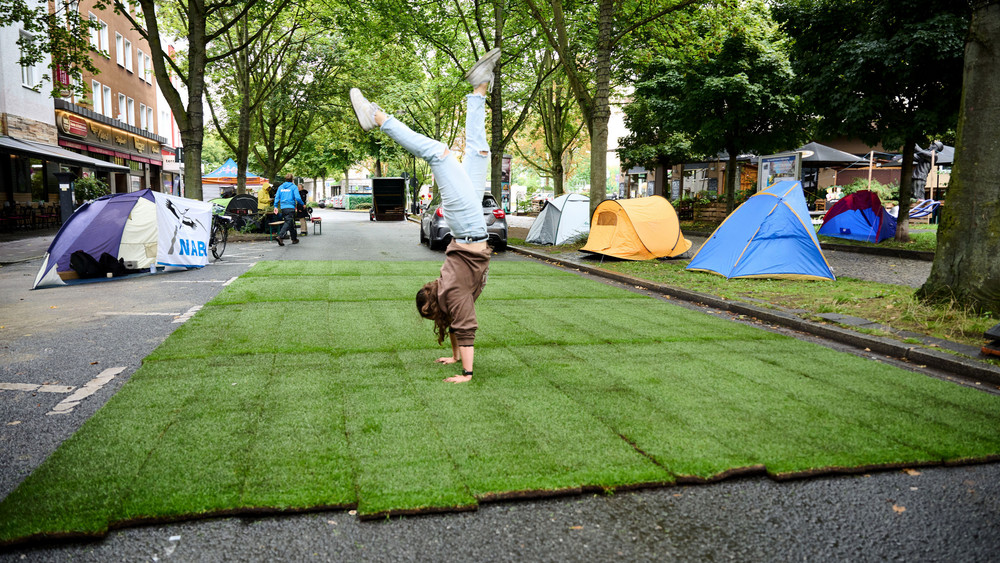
[420,193,508,251]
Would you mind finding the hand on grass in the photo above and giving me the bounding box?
[436,357,458,364]
[443,374,472,384]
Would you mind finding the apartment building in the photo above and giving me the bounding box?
[49,0,170,195]
[1,0,128,206]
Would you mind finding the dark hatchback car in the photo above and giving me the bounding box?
[420,193,508,250]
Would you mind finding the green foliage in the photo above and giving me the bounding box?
[838,178,899,202]
[2,260,998,540]
[621,1,808,207]
[73,175,110,203]
[775,0,968,150]
[3,0,105,98]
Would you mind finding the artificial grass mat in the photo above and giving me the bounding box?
[2,259,1000,543]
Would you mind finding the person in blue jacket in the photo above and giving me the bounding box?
[272,173,304,246]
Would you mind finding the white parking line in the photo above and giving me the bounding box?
[0,383,75,393]
[173,305,202,323]
[47,366,127,416]
[95,312,181,316]
[160,280,232,283]
[223,276,238,286]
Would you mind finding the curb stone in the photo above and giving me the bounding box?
[509,245,1000,388]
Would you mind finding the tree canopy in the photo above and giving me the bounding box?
[622,2,806,210]
[775,0,969,239]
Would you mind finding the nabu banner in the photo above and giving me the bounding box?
[153,191,212,268]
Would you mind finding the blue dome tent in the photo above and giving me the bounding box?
[686,180,835,280]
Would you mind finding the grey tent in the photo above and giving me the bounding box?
[525,193,591,245]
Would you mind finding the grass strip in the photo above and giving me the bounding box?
[1,260,998,544]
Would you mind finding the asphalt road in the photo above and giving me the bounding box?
[1,209,997,561]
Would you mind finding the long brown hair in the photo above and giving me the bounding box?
[416,279,452,344]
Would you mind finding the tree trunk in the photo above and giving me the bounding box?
[896,137,915,243]
[182,60,207,201]
[553,158,564,197]
[918,1,1000,313]
[588,0,613,216]
[489,2,506,202]
[235,20,251,195]
[180,131,203,201]
[724,143,738,213]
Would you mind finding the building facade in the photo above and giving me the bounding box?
[1,0,130,209]
[54,0,167,194]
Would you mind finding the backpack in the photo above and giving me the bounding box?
[69,250,105,279]
[99,252,129,277]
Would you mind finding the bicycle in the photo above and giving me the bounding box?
[209,205,233,260]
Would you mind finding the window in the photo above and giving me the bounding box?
[103,85,112,117]
[115,33,123,66]
[139,102,146,129]
[127,98,135,126]
[144,53,153,83]
[19,31,39,88]
[91,80,102,114]
[124,39,133,72]
[98,20,109,56]
[88,13,99,49]
[118,93,126,121]
[136,49,144,80]
[146,106,154,131]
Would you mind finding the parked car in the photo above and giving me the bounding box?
[420,193,507,251]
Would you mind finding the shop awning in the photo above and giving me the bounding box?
[0,135,130,172]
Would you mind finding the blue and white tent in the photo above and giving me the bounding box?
[686,181,835,280]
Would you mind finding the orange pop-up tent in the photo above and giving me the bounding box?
[581,195,692,260]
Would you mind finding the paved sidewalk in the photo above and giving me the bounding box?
[0,228,59,265]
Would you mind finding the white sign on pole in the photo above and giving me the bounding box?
[758,152,802,191]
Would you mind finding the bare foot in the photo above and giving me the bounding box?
[436,357,458,364]
[443,374,472,384]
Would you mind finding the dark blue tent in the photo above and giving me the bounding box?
[686,181,835,280]
[818,190,896,243]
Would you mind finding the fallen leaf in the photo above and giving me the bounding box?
[892,505,906,514]
[50,306,57,309]
[7,421,21,426]
[90,361,99,365]
[909,487,918,491]
[349,510,357,516]
[903,469,921,476]
[864,348,871,352]
[963,480,976,486]
[673,494,682,498]
[570,526,583,530]
[327,520,337,526]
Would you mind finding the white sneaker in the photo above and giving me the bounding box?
[465,48,501,91]
[350,88,381,132]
